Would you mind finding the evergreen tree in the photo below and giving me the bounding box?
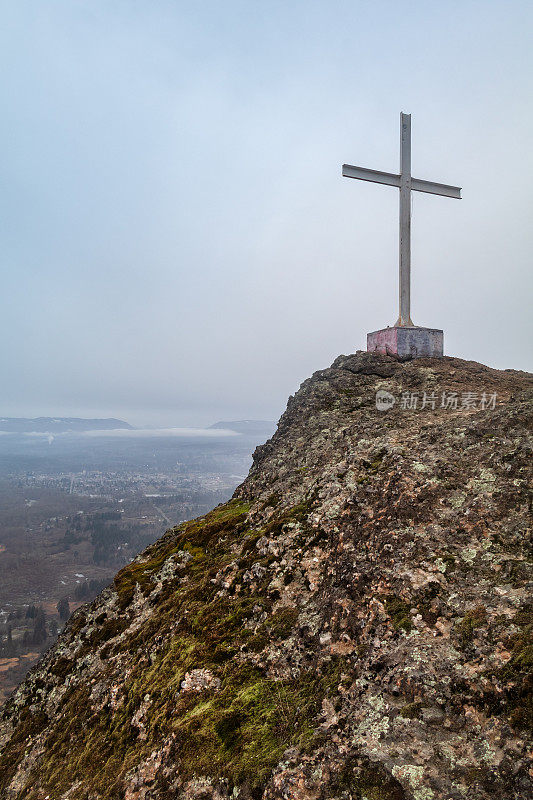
[4,625,15,657]
[57,597,70,621]
[32,608,47,645]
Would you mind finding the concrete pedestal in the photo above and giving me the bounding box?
[367,326,443,359]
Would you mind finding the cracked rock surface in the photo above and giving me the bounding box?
[0,352,532,800]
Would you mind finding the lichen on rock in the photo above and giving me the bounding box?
[0,351,532,799]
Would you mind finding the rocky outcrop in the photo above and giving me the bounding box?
[0,352,532,800]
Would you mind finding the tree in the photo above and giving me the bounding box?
[75,581,89,601]
[4,625,15,656]
[32,608,47,645]
[57,597,70,621]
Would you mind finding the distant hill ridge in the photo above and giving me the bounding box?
[0,417,133,433]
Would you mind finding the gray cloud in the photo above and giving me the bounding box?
[0,1,531,426]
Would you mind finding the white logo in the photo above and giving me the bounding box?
[376,390,396,411]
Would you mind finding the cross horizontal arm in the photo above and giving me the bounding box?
[411,177,461,199]
[342,164,400,188]
[342,164,461,199]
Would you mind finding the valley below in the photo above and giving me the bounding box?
[0,420,274,701]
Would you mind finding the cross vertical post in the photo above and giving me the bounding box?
[397,112,413,326]
[342,112,461,358]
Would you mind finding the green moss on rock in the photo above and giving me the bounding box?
[14,500,345,798]
[385,597,413,632]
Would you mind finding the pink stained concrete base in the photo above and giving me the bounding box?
[367,326,443,359]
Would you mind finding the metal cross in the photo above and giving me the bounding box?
[342,113,461,327]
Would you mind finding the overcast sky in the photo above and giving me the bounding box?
[1,1,531,426]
